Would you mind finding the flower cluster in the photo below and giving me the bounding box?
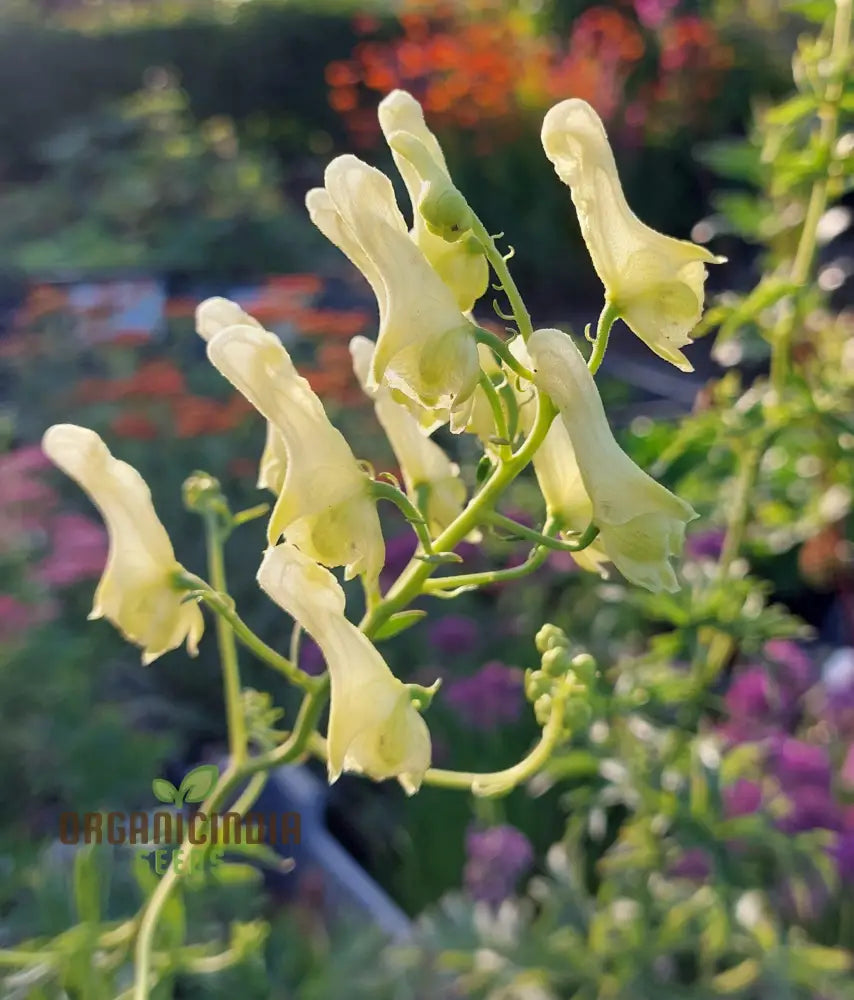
[41,89,714,795]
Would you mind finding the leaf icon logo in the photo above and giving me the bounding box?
[177,764,219,805]
[152,778,178,804]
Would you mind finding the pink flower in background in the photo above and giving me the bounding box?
[0,594,58,644]
[0,445,51,479]
[35,513,108,586]
[633,0,679,29]
[445,661,524,730]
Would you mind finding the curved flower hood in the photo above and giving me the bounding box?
[41,424,204,664]
[527,328,697,591]
[206,323,384,583]
[541,99,724,372]
[258,542,432,793]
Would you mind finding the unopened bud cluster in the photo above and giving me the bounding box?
[526,624,598,732]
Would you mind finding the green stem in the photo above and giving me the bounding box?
[424,515,564,594]
[470,216,534,342]
[477,372,512,458]
[772,0,851,389]
[588,301,619,375]
[474,327,534,381]
[204,513,246,766]
[175,573,317,694]
[361,393,557,637]
[485,511,600,553]
[423,679,569,796]
[423,543,553,595]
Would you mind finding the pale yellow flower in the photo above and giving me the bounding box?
[508,338,609,575]
[195,296,263,343]
[350,335,466,536]
[378,89,488,313]
[527,329,697,591]
[541,99,724,372]
[258,543,431,793]
[306,154,480,429]
[195,296,286,492]
[41,424,204,664]
[206,323,384,582]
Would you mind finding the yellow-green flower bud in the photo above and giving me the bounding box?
[535,623,570,655]
[541,646,573,678]
[418,184,472,243]
[525,668,551,702]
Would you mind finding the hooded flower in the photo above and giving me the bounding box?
[350,335,465,535]
[378,89,488,313]
[541,99,724,372]
[510,337,609,576]
[205,322,384,582]
[527,328,697,591]
[306,154,480,430]
[258,542,432,793]
[195,297,286,494]
[41,424,204,664]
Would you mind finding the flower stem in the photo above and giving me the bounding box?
[204,512,247,766]
[470,216,534,342]
[485,511,599,553]
[588,301,619,375]
[361,393,557,636]
[174,571,317,693]
[423,678,569,796]
[771,0,851,389]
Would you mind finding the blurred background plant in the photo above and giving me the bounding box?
[1,0,853,996]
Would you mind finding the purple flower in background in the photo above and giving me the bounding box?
[684,529,725,561]
[464,824,533,906]
[298,636,325,676]
[380,533,417,590]
[833,832,854,884]
[723,779,762,818]
[427,614,479,657]
[445,661,524,730]
[778,785,843,834]
[725,668,773,724]
[841,744,854,787]
[771,738,831,789]
[821,649,854,736]
[669,847,711,880]
[764,639,815,698]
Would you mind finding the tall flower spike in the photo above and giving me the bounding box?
[350,335,466,536]
[509,338,610,576]
[541,100,725,372]
[527,329,697,592]
[378,89,488,313]
[258,543,432,793]
[41,424,204,664]
[306,154,480,431]
[195,296,286,493]
[206,323,384,583]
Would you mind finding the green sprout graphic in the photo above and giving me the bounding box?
[151,764,218,807]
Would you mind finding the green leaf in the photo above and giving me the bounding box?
[152,778,178,804]
[764,93,818,126]
[373,610,428,640]
[72,844,104,925]
[177,764,218,804]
